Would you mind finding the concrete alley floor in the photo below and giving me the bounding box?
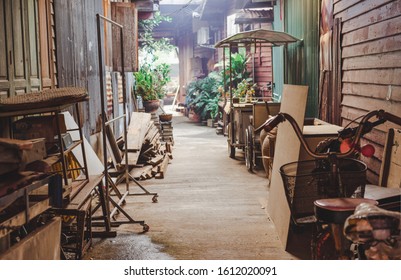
[84,114,297,260]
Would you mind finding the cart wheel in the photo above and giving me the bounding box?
[245,127,253,172]
[227,123,236,159]
[228,141,235,159]
[143,224,150,232]
[152,195,158,203]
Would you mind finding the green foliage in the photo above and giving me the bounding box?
[221,52,252,91]
[233,79,257,98]
[134,62,171,101]
[139,12,174,54]
[186,72,222,120]
[135,12,173,101]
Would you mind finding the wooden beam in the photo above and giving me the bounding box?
[126,112,151,152]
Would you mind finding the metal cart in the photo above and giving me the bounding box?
[215,29,300,162]
[245,101,281,172]
[226,102,252,158]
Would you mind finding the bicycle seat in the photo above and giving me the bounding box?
[314,198,378,224]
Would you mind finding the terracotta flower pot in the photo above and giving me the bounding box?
[143,100,160,113]
[159,113,173,122]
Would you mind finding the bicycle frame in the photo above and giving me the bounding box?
[260,109,401,259]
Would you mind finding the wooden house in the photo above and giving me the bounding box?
[0,0,156,148]
[157,0,278,104]
[319,0,401,184]
[270,0,401,184]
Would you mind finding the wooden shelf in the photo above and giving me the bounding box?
[0,175,54,213]
[0,198,50,238]
[68,175,103,208]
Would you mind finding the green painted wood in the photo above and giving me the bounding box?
[284,0,320,117]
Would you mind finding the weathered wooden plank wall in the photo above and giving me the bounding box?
[334,0,401,184]
[251,46,273,92]
[54,0,103,139]
[111,2,138,73]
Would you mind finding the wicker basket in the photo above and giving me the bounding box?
[159,113,173,122]
[0,87,88,112]
[280,158,367,220]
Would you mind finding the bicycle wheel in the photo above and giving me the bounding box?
[245,126,253,172]
[312,227,337,260]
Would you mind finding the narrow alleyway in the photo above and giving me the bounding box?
[85,114,297,260]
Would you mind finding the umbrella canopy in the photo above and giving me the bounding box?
[215,28,300,48]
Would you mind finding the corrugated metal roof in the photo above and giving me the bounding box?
[234,9,274,24]
[214,28,300,48]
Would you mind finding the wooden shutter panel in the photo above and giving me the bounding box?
[111,2,138,72]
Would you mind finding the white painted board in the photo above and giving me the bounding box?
[267,84,309,249]
[62,112,104,176]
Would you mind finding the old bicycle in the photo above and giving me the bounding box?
[256,109,401,259]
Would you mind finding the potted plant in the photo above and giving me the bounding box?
[134,62,171,112]
[233,79,257,103]
[186,71,222,122]
[135,12,174,112]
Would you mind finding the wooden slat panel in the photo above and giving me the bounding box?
[38,0,52,89]
[337,0,401,185]
[341,106,396,137]
[342,34,401,58]
[342,16,401,47]
[111,2,137,72]
[343,68,401,85]
[0,0,9,83]
[333,0,361,15]
[335,0,393,22]
[342,0,401,34]
[11,0,26,80]
[341,106,386,185]
[342,95,401,127]
[126,112,151,152]
[27,0,39,80]
[342,82,401,102]
[343,50,401,70]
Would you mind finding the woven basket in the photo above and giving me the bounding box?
[280,158,367,220]
[0,87,88,112]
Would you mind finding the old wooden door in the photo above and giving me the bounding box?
[0,0,40,98]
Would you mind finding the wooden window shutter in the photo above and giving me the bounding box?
[111,2,138,73]
[38,0,56,89]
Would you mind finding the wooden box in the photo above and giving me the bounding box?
[13,115,66,150]
[300,120,343,161]
[0,138,47,175]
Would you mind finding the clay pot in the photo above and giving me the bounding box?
[159,113,173,122]
[143,100,160,113]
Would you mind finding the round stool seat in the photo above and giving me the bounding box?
[314,198,378,224]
